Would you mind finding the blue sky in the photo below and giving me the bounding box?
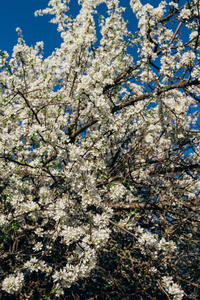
[0,0,163,58]
[0,0,61,57]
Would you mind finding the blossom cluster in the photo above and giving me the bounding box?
[137,230,177,258]
[2,273,24,294]
[0,0,200,298]
[162,276,184,300]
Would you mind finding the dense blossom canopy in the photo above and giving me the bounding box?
[0,0,200,299]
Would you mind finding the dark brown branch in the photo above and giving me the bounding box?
[151,163,200,175]
[109,203,164,211]
[0,154,36,169]
[112,79,200,113]
[109,219,138,240]
[108,200,199,212]
[157,280,172,300]
[70,80,200,141]
[17,90,41,125]
[70,118,98,141]
[157,20,183,55]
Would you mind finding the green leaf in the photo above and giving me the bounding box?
[110,182,115,188]
[30,133,36,141]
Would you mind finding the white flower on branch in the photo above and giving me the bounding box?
[0,0,200,298]
[2,273,24,294]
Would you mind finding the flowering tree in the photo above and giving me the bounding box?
[0,0,200,299]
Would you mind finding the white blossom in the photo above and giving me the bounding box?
[0,0,199,297]
[2,273,24,294]
[162,276,184,300]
